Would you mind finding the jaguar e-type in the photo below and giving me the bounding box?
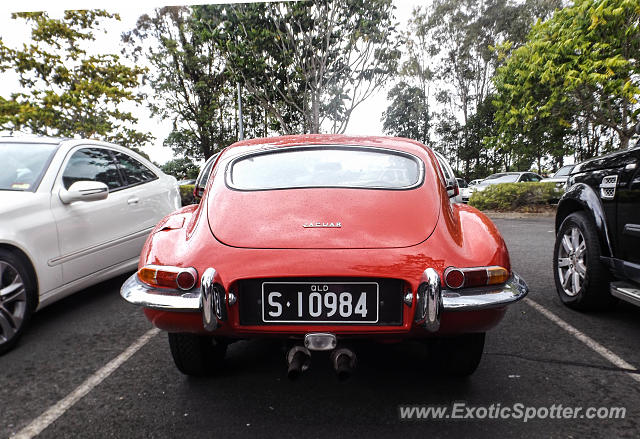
[121,135,528,378]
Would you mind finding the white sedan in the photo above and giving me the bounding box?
[0,136,181,354]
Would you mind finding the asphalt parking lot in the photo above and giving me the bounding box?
[1,217,638,438]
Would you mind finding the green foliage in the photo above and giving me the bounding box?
[394,0,560,178]
[206,0,400,134]
[123,7,246,160]
[382,81,429,142]
[493,0,640,155]
[179,184,196,206]
[469,182,563,210]
[0,10,152,147]
[161,157,199,180]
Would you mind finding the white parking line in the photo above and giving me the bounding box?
[525,298,640,384]
[12,328,160,439]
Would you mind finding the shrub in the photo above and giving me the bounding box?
[469,182,563,211]
[179,184,196,206]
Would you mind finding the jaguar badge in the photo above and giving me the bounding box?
[303,222,342,228]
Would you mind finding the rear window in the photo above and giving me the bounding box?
[227,147,423,190]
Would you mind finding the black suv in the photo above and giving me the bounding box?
[554,128,640,310]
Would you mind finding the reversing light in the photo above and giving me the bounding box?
[138,265,198,290]
[444,266,509,289]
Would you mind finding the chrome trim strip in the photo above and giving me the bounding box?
[442,272,529,311]
[120,273,201,312]
[610,282,640,307]
[48,227,154,267]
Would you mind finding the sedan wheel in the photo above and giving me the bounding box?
[553,212,615,311]
[0,250,35,355]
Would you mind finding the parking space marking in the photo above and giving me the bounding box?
[525,298,640,384]
[13,328,160,439]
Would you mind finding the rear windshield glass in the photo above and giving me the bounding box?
[0,143,57,191]
[228,147,422,190]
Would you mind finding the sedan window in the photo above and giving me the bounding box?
[113,151,157,186]
[229,147,423,190]
[62,148,123,190]
[0,143,57,191]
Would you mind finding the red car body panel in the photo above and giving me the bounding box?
[137,135,513,338]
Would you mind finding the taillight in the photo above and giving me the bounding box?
[444,266,509,289]
[138,265,198,290]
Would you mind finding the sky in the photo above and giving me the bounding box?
[0,0,421,164]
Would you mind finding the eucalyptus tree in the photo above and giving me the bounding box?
[123,6,248,160]
[402,0,560,175]
[202,0,401,134]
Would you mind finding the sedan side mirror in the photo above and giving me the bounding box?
[59,181,109,204]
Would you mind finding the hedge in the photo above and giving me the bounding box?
[179,184,196,206]
[468,182,563,211]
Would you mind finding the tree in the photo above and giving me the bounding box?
[493,0,640,154]
[0,10,151,147]
[382,81,430,142]
[124,7,232,160]
[406,0,560,174]
[161,157,200,180]
[203,0,401,134]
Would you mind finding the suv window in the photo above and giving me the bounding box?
[62,148,123,190]
[113,151,157,186]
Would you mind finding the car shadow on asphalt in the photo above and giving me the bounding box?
[16,272,137,351]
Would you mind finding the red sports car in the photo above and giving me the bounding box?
[121,135,528,379]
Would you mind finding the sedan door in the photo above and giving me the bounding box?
[110,150,178,234]
[50,147,150,284]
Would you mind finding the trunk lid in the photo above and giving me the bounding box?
[207,187,440,249]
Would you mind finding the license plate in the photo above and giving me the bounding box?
[261,282,379,323]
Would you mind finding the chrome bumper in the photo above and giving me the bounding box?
[120,273,201,312]
[442,272,529,311]
[121,270,528,318]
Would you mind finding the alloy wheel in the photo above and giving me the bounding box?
[0,261,28,344]
[556,226,587,297]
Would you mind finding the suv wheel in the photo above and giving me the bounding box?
[553,212,616,311]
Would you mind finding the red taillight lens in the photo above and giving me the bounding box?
[138,265,198,290]
[444,268,465,289]
[444,266,509,289]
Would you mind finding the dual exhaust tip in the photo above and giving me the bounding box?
[287,333,356,381]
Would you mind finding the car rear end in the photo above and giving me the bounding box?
[121,136,527,378]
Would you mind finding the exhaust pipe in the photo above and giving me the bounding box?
[286,346,311,380]
[331,348,357,381]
